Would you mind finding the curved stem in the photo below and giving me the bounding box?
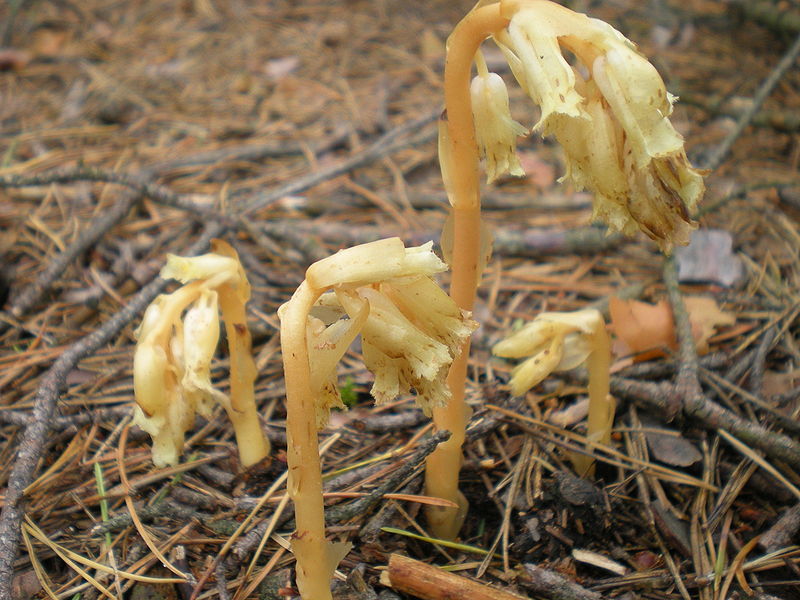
[280,282,330,600]
[425,2,509,540]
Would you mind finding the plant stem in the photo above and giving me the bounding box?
[279,281,330,600]
[425,2,509,540]
[572,319,613,477]
[218,283,270,466]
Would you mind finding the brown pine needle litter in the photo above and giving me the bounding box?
[1,0,800,599]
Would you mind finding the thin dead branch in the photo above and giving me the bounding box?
[700,30,800,171]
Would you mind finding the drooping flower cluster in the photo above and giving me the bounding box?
[471,0,705,251]
[285,237,478,429]
[133,240,269,467]
[492,308,603,397]
[493,308,615,475]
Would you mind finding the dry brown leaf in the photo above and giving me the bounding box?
[610,296,735,360]
[683,296,735,353]
[609,297,675,360]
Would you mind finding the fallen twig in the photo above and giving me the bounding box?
[383,553,530,600]
[609,376,800,467]
[662,255,700,420]
[700,29,800,171]
[759,502,800,553]
[0,168,218,218]
[324,431,451,526]
[519,564,602,600]
[260,221,621,259]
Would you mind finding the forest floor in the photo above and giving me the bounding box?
[1,0,800,599]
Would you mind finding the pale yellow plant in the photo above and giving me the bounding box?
[493,309,613,476]
[427,0,706,538]
[279,238,476,600]
[133,239,269,468]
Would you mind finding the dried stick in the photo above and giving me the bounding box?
[520,565,602,600]
[759,502,800,553]
[609,376,800,467]
[383,554,529,600]
[701,29,800,172]
[149,128,349,170]
[0,405,132,430]
[663,254,701,419]
[324,431,451,526]
[746,326,777,395]
[260,221,621,259]
[92,500,200,535]
[0,169,218,218]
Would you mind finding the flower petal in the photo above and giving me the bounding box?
[471,72,528,183]
[306,238,447,290]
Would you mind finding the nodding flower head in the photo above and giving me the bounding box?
[492,309,603,397]
[294,238,478,424]
[489,0,705,252]
[133,241,267,467]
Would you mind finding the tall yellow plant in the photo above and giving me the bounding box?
[279,238,476,600]
[427,0,706,538]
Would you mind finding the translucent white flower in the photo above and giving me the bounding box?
[493,307,615,476]
[499,9,586,134]
[471,72,528,182]
[133,305,193,468]
[161,253,239,288]
[305,238,447,290]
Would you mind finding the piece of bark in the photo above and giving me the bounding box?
[383,554,529,600]
[759,502,800,553]
[519,565,602,600]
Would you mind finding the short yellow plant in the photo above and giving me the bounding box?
[493,309,612,476]
[279,238,476,600]
[428,0,706,539]
[133,239,270,468]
